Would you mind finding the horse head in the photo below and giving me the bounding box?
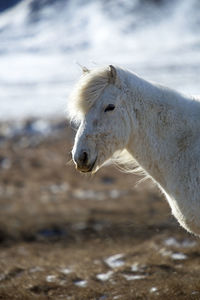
[70,65,131,173]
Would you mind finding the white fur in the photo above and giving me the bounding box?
[70,65,200,236]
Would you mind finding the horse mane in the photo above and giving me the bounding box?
[68,66,111,123]
[111,149,150,184]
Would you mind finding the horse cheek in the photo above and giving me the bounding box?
[116,116,129,148]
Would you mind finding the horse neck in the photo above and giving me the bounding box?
[123,71,197,188]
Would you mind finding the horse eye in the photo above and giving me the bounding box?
[104,104,115,112]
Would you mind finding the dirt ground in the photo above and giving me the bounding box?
[0,119,200,300]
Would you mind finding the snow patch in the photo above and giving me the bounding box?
[96,271,113,281]
[171,253,187,260]
[60,268,72,275]
[123,274,147,281]
[46,275,57,282]
[164,237,196,248]
[74,279,87,287]
[104,254,125,269]
[150,287,158,293]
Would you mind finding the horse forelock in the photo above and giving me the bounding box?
[68,67,112,122]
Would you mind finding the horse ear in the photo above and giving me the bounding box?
[76,62,90,75]
[108,65,117,84]
[82,66,90,74]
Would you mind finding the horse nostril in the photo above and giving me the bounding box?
[80,151,88,165]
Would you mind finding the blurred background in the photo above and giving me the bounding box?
[1,1,200,299]
[1,0,200,120]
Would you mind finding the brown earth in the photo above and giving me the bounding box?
[0,119,200,300]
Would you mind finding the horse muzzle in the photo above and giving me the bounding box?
[73,150,97,173]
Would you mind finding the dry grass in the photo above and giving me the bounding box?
[0,119,200,300]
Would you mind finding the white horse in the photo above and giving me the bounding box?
[69,65,200,236]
